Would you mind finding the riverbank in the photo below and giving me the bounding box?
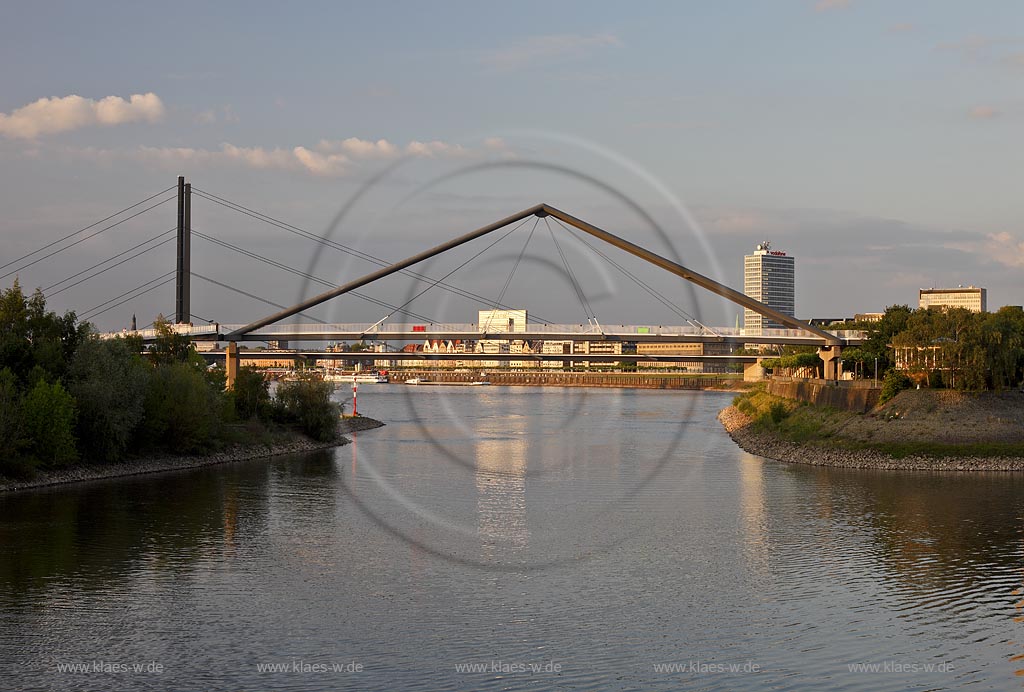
[719,388,1024,471]
[0,416,385,493]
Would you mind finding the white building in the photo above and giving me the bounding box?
[743,241,795,334]
[919,286,987,313]
[478,309,527,334]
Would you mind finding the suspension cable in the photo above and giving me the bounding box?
[373,215,533,328]
[46,230,176,297]
[189,187,556,323]
[191,229,436,323]
[549,216,713,332]
[544,218,596,326]
[0,185,176,273]
[79,272,176,322]
[483,217,538,330]
[0,194,177,282]
[191,272,328,324]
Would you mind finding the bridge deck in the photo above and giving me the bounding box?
[115,323,865,346]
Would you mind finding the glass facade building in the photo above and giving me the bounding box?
[743,242,795,333]
[918,287,987,312]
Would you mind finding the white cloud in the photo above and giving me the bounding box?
[292,146,349,176]
[316,137,398,158]
[968,105,999,119]
[405,139,468,157]
[0,93,164,139]
[482,33,621,69]
[814,0,851,12]
[118,136,496,176]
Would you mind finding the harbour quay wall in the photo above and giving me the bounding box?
[393,370,734,390]
[766,377,880,413]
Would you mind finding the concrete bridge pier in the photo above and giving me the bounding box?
[225,341,239,389]
[743,359,766,382]
[818,345,843,381]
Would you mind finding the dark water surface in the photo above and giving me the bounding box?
[2,386,1024,691]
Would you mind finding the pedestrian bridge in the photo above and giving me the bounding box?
[118,322,866,347]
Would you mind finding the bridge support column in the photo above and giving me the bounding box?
[743,359,765,382]
[225,341,239,390]
[818,345,843,381]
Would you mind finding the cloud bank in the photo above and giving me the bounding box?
[117,136,507,176]
[0,93,164,139]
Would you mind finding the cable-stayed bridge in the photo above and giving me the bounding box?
[5,176,865,381]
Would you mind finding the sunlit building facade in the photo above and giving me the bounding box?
[743,242,795,334]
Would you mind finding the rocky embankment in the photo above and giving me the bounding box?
[0,416,385,493]
[719,390,1024,471]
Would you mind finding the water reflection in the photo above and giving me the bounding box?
[2,390,1024,691]
[738,453,769,579]
[475,432,529,557]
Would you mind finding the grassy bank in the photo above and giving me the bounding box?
[732,385,1024,459]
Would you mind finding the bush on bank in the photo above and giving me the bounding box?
[0,282,343,478]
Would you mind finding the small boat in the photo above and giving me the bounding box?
[468,381,491,386]
[405,377,425,385]
[352,373,388,383]
[324,372,388,383]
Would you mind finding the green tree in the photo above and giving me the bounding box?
[21,379,78,468]
[0,368,26,464]
[0,280,87,385]
[879,370,912,404]
[141,362,221,453]
[273,376,340,442]
[148,316,194,365]
[232,366,271,420]
[69,336,151,462]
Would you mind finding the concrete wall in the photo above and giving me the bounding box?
[766,378,880,413]
[393,370,735,390]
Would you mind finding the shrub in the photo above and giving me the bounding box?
[21,379,78,468]
[69,337,150,462]
[768,401,788,424]
[273,377,340,442]
[880,370,912,404]
[0,369,27,474]
[233,366,271,420]
[140,362,221,453]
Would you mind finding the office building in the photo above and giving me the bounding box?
[918,286,987,313]
[743,242,795,333]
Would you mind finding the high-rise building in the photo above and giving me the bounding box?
[743,241,795,333]
[918,286,987,312]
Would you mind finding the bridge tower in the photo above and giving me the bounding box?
[175,175,191,325]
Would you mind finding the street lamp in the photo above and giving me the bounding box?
[874,357,878,387]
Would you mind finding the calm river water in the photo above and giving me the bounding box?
[2,386,1024,691]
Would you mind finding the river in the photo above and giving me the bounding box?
[2,386,1023,690]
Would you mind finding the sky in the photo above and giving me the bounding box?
[1,0,1022,331]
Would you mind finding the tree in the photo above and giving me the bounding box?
[148,316,194,365]
[21,379,78,468]
[0,280,87,386]
[69,336,150,462]
[273,376,340,442]
[232,366,270,420]
[140,362,221,453]
[859,305,913,372]
[0,368,26,465]
[879,370,912,404]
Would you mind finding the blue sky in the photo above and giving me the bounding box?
[1,1,1022,330]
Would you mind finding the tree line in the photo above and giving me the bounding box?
[762,304,1024,392]
[0,281,341,479]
